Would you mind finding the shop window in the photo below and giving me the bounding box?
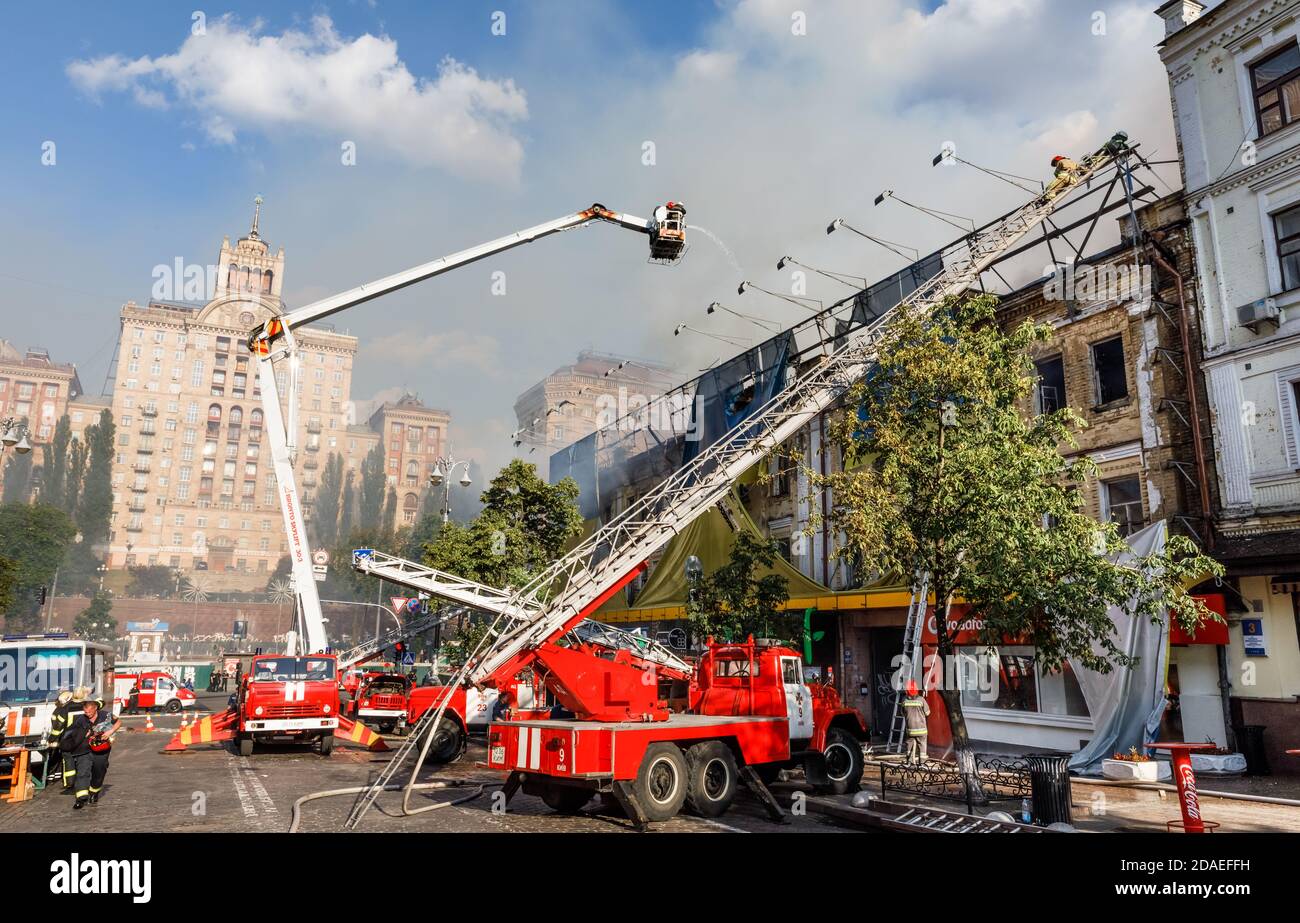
[1090,336,1127,405]
[1253,42,1300,137]
[958,645,1089,717]
[1101,476,1144,537]
[1034,355,1066,414]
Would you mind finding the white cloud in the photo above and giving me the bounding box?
[66,15,528,181]
[363,329,502,374]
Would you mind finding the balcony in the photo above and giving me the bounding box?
[130,483,149,493]
[304,442,320,453]
[303,457,318,470]
[132,462,152,473]
[136,444,154,454]
[141,406,158,418]
[139,423,156,436]
[127,500,146,512]
[306,420,322,434]
[125,522,143,532]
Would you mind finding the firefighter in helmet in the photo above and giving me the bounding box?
[1041,154,1081,203]
[47,689,77,792]
[902,679,930,766]
[66,693,120,809]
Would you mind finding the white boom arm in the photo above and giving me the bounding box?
[249,203,687,655]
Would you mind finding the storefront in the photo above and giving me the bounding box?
[1164,593,1229,747]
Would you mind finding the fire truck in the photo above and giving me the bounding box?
[353,671,412,736]
[233,653,342,755]
[167,200,686,758]
[339,133,1136,828]
[112,669,197,714]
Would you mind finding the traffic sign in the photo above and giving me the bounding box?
[390,596,410,614]
[312,549,330,566]
[401,651,415,666]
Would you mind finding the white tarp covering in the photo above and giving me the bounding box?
[1068,520,1171,776]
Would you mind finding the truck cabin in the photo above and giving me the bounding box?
[358,673,410,702]
[249,656,337,684]
[692,638,795,719]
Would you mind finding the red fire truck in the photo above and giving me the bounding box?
[353,672,413,736]
[233,653,343,755]
[486,637,866,821]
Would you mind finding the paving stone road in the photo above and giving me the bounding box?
[1,713,852,834]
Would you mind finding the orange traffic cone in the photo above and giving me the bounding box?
[144,714,155,733]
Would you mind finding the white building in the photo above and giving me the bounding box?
[1158,0,1300,763]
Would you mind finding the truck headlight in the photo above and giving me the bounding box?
[323,704,331,714]
[254,705,264,716]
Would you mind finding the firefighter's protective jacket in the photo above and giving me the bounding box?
[902,693,930,737]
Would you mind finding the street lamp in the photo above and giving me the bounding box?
[428,451,473,524]
[0,418,31,455]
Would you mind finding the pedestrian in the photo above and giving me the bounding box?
[126,682,140,716]
[901,679,930,766]
[47,690,77,792]
[65,694,120,809]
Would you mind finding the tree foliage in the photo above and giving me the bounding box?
[73,592,115,642]
[422,459,582,594]
[685,532,793,643]
[817,294,1222,778]
[0,502,77,631]
[2,450,35,504]
[313,452,344,548]
[125,564,177,598]
[41,415,72,511]
[77,409,115,549]
[357,443,387,530]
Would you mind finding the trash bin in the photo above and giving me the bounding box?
[1024,753,1073,826]
[1233,724,1271,776]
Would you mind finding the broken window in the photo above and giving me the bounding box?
[1091,336,1127,405]
[1102,476,1143,537]
[1034,355,1066,414]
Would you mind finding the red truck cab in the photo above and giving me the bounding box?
[354,672,412,736]
[235,654,340,756]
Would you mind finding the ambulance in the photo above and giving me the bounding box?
[113,669,198,714]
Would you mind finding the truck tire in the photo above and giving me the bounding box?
[424,717,464,764]
[632,742,688,822]
[319,733,335,756]
[166,699,182,714]
[238,735,254,757]
[685,741,738,817]
[541,784,591,815]
[817,727,864,795]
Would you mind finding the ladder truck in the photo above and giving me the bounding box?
[346,132,1136,827]
[165,202,688,757]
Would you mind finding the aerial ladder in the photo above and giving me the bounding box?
[343,132,1136,825]
[247,202,688,659]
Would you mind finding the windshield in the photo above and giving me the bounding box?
[251,657,335,682]
[0,646,81,705]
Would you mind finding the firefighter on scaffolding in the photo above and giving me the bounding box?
[902,679,930,766]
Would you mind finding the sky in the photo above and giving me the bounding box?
[0,0,1185,478]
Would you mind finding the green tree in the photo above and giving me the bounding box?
[339,469,356,540]
[41,415,72,511]
[422,459,582,594]
[685,532,793,643]
[357,443,386,530]
[818,294,1222,796]
[0,502,77,632]
[77,409,115,549]
[64,438,87,520]
[0,555,17,616]
[125,564,177,598]
[73,592,115,642]
[313,452,345,548]
[2,450,35,504]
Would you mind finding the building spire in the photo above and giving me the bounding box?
[249,195,263,241]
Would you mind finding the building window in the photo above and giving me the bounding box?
[1101,476,1144,537]
[958,645,1089,717]
[1090,336,1127,405]
[1034,355,1066,415]
[1253,42,1300,137]
[1274,203,1300,292]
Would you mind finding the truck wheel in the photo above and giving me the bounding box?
[541,784,591,815]
[238,736,254,758]
[380,722,395,734]
[685,741,737,817]
[424,718,464,764]
[319,733,335,756]
[817,727,864,795]
[166,699,182,714]
[632,742,687,822]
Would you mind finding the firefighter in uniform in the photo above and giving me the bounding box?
[1041,155,1081,202]
[67,694,120,809]
[47,690,76,791]
[902,679,930,766]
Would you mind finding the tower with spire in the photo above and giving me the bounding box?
[212,195,285,307]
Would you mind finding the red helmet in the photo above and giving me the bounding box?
[1051,155,1067,166]
[905,679,920,696]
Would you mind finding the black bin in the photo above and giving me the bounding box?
[1233,724,1271,776]
[1024,753,1073,826]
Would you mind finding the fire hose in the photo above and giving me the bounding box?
[288,777,501,833]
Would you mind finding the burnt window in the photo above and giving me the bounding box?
[1035,355,1066,414]
[1091,336,1128,405]
[1253,43,1300,137]
[1102,477,1143,537]
[1274,203,1300,291]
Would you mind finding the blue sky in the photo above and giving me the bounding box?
[0,1,1181,473]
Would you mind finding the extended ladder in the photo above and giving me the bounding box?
[886,574,930,754]
[351,548,692,677]
[331,604,460,670]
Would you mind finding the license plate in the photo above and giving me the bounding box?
[283,719,313,730]
[491,746,506,764]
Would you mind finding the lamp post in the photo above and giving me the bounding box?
[428,452,473,524]
[0,418,33,457]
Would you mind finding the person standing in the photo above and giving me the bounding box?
[47,690,76,792]
[901,679,930,766]
[126,682,140,716]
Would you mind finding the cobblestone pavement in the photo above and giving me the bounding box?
[1,714,852,834]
